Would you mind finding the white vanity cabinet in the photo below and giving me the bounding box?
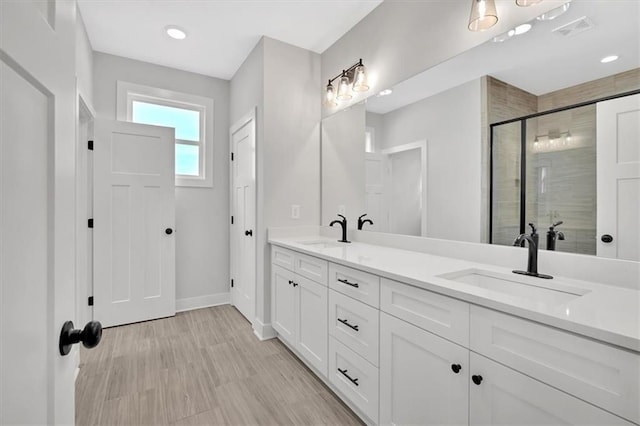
[271,248,328,377]
[270,242,639,426]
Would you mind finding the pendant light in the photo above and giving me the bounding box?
[516,0,542,6]
[468,0,498,31]
[352,60,369,92]
[336,71,353,101]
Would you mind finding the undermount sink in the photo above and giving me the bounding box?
[438,269,590,306]
[298,240,345,249]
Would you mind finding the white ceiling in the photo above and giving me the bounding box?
[367,0,640,114]
[77,0,383,80]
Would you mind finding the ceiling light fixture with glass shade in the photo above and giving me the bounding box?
[324,59,370,107]
[468,0,499,31]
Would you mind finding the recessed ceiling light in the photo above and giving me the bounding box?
[536,2,570,21]
[165,26,187,40]
[378,89,393,96]
[601,55,619,63]
[492,29,516,43]
[514,23,532,35]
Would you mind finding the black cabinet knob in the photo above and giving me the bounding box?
[245,229,253,236]
[601,234,613,243]
[165,228,173,235]
[59,320,102,356]
[451,364,462,374]
[472,375,483,385]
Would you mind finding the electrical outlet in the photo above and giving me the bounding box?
[338,205,346,216]
[291,205,300,219]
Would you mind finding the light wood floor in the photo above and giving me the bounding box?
[76,305,363,426]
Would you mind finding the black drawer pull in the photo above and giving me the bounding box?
[338,368,359,386]
[292,281,298,287]
[472,375,483,385]
[337,278,359,288]
[451,364,461,374]
[337,318,359,331]
[288,280,292,285]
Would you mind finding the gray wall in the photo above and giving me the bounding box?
[93,52,231,307]
[230,37,321,333]
[378,79,482,243]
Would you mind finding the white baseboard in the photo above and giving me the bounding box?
[176,292,230,313]
[253,318,277,341]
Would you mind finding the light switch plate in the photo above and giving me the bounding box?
[291,204,300,219]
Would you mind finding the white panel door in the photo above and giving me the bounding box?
[230,110,256,323]
[365,152,384,231]
[380,312,469,426]
[469,352,634,426]
[93,119,175,327]
[1,1,77,423]
[297,277,328,376]
[597,94,640,261]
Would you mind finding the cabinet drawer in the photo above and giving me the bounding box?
[272,245,295,271]
[470,306,640,424]
[380,278,469,347]
[329,263,380,308]
[294,251,328,285]
[329,290,379,366]
[470,352,634,426]
[328,337,379,424]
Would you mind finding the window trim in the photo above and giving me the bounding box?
[116,81,214,188]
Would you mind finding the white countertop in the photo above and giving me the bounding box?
[269,235,640,353]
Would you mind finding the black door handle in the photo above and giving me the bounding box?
[59,320,102,356]
[601,234,613,243]
[165,228,173,235]
[245,229,253,236]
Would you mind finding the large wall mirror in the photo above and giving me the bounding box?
[321,1,639,260]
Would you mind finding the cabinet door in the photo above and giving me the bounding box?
[469,352,634,426]
[297,276,328,376]
[272,264,297,345]
[380,312,469,426]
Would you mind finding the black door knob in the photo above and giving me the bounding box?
[451,364,462,374]
[601,234,613,243]
[472,375,483,385]
[245,229,253,236]
[59,320,102,356]
[165,228,173,235]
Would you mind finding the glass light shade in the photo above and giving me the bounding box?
[336,74,352,101]
[468,0,498,32]
[516,0,542,6]
[325,82,338,107]
[352,64,369,92]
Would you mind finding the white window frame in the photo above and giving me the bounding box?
[116,81,214,187]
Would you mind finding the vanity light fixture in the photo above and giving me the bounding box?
[516,0,543,6]
[536,2,570,21]
[324,59,370,106]
[165,26,187,40]
[468,0,498,32]
[532,130,572,152]
[601,55,619,63]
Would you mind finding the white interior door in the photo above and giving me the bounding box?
[230,109,256,323]
[93,119,176,327]
[597,94,640,261]
[1,1,78,423]
[365,152,384,231]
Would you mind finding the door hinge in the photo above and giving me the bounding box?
[231,152,234,161]
[88,140,94,150]
[88,218,94,228]
[231,279,234,288]
[231,216,234,225]
[88,296,94,306]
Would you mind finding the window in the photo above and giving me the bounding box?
[117,81,214,187]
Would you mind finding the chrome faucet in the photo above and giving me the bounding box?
[330,214,351,243]
[513,223,553,279]
[357,214,373,230]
